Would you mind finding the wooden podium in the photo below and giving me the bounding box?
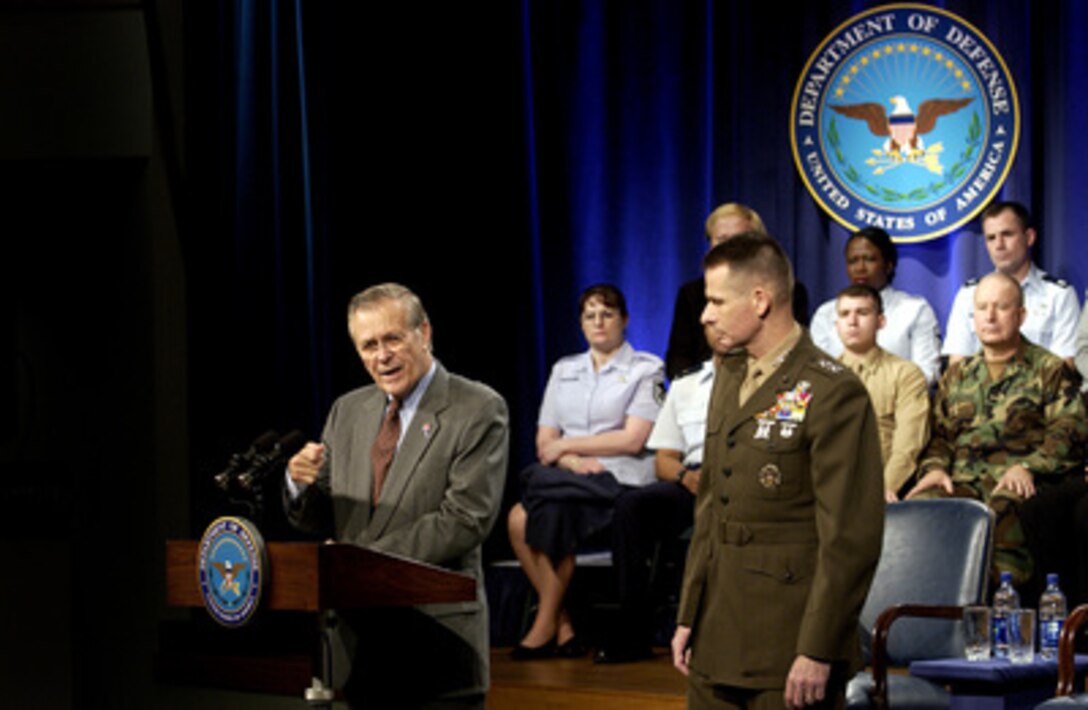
[166,539,475,610]
[162,540,476,702]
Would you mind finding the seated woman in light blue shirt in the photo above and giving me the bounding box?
[810,227,942,384]
[507,284,664,660]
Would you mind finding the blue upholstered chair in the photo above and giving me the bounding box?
[1036,604,1088,708]
[846,499,994,710]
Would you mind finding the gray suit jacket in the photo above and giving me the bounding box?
[287,362,509,702]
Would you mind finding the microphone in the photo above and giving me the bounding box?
[237,429,308,491]
[214,430,279,491]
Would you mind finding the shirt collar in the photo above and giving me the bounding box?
[964,337,1031,379]
[391,359,437,413]
[696,358,716,384]
[1000,337,1030,366]
[580,340,634,374]
[747,323,803,377]
[840,346,884,373]
[1017,263,1042,292]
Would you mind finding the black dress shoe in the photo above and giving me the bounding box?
[556,635,587,658]
[510,639,557,660]
[593,643,654,664]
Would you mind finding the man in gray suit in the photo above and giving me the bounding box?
[286,283,509,709]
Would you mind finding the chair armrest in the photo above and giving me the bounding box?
[1056,604,1088,696]
[869,604,964,710]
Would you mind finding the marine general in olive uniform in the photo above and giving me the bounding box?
[672,234,885,710]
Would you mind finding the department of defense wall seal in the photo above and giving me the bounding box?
[790,3,1019,242]
[197,516,267,627]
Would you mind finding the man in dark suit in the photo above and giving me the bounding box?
[665,203,808,380]
[672,234,883,709]
[285,283,509,709]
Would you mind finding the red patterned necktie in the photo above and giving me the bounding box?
[371,397,401,503]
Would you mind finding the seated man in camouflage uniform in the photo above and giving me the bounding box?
[907,272,1087,587]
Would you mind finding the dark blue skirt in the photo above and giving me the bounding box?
[520,463,625,566]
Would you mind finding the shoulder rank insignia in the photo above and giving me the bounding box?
[1042,274,1071,288]
[654,378,667,405]
[674,363,703,380]
[816,358,843,374]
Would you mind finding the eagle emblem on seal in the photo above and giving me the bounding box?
[830,95,973,174]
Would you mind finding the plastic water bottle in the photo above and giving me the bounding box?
[992,571,1020,659]
[1039,573,1068,661]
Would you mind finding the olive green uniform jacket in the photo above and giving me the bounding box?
[677,334,885,689]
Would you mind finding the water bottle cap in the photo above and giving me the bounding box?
[1000,571,1012,583]
[1047,573,1059,585]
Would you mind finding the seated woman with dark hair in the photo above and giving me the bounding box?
[507,284,664,659]
[810,226,942,384]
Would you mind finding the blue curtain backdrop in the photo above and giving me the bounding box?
[185,0,1087,535]
[521,0,1087,364]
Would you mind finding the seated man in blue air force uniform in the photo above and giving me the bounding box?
[943,201,1080,367]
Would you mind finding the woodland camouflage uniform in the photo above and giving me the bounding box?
[919,338,1087,584]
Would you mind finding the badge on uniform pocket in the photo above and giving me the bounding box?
[754,419,775,440]
[758,463,783,489]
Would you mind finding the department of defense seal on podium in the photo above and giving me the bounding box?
[790,3,1019,242]
[197,516,267,627]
